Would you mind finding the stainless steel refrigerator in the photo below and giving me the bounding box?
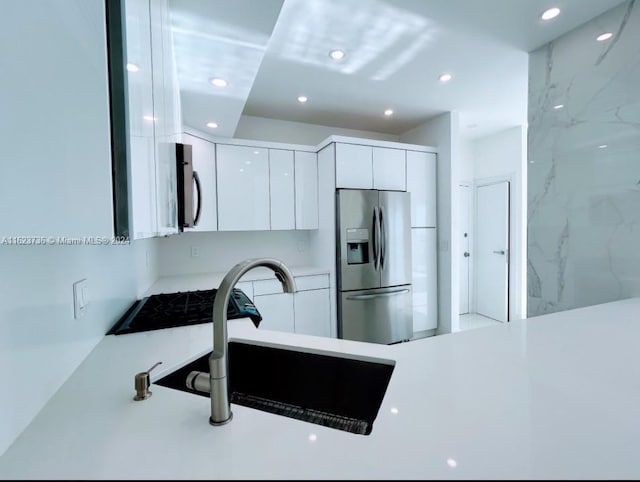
[336,189,413,344]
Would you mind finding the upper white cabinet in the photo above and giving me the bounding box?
[335,143,373,189]
[373,147,406,191]
[406,150,437,228]
[335,143,406,191]
[269,149,295,230]
[182,134,217,232]
[125,0,181,239]
[294,151,319,229]
[217,144,270,231]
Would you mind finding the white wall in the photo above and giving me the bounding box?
[0,0,160,456]
[400,112,461,334]
[0,241,158,456]
[155,231,315,277]
[473,126,527,320]
[233,115,400,145]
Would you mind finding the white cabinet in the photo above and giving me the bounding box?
[250,274,331,336]
[335,143,407,191]
[182,134,217,232]
[412,228,438,332]
[294,151,319,229]
[373,147,406,191]
[294,289,331,337]
[217,144,270,231]
[406,150,437,228]
[254,293,295,333]
[269,149,295,230]
[335,143,373,189]
[125,0,182,238]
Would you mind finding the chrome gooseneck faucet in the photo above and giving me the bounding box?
[209,258,296,426]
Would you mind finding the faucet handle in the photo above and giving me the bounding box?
[133,361,162,401]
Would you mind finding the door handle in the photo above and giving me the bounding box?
[192,171,202,226]
[346,289,410,301]
[493,250,505,255]
[379,206,386,270]
[464,252,470,258]
[372,207,380,270]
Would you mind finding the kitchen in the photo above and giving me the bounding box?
[1,0,640,479]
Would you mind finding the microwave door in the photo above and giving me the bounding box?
[176,143,194,230]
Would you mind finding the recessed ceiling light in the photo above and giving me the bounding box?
[439,73,453,83]
[384,109,394,116]
[297,95,308,103]
[553,104,564,109]
[209,77,228,88]
[540,7,561,21]
[206,122,218,129]
[329,49,346,61]
[598,144,608,149]
[596,32,613,42]
[126,63,139,72]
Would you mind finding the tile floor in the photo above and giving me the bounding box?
[459,312,504,332]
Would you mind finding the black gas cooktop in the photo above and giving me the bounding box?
[108,288,261,335]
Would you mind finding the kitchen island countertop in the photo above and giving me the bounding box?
[1,298,639,479]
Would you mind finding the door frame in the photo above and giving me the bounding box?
[474,175,513,322]
[458,182,472,315]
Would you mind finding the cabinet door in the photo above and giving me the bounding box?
[406,151,437,227]
[130,136,157,239]
[373,147,406,191]
[294,289,331,337]
[183,134,217,232]
[254,293,295,333]
[294,151,318,229]
[125,0,157,239]
[269,149,295,230]
[335,143,373,189]
[411,228,437,332]
[217,145,270,231]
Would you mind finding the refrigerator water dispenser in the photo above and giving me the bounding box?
[346,229,370,265]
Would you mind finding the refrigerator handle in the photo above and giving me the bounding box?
[379,205,386,270]
[346,289,410,300]
[373,206,381,270]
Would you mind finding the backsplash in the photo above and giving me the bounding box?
[156,230,315,277]
[527,0,640,316]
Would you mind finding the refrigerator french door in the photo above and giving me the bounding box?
[336,189,413,344]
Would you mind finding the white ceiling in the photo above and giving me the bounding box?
[170,0,626,140]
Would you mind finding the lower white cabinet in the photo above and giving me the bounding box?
[253,293,295,333]
[251,274,331,336]
[412,227,438,332]
[294,289,331,337]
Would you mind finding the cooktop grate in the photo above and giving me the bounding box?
[108,288,254,335]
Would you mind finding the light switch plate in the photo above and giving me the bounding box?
[73,279,88,319]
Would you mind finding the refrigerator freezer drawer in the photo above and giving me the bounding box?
[339,285,413,345]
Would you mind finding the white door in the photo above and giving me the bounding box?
[476,182,509,322]
[459,185,471,314]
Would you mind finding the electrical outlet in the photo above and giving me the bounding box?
[73,279,88,319]
[191,246,200,258]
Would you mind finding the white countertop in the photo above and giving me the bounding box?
[145,265,331,295]
[1,298,640,479]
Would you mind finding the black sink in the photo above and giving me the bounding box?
[155,340,395,435]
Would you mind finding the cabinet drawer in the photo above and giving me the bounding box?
[253,278,283,296]
[295,274,330,291]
